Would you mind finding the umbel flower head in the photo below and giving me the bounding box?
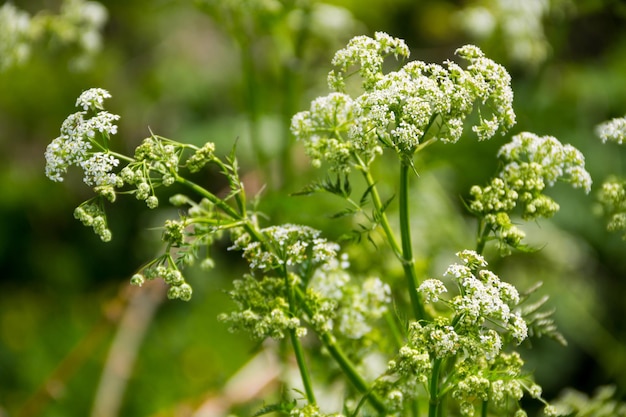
[468,132,592,252]
[378,250,547,416]
[596,114,626,145]
[291,32,516,172]
[45,88,121,186]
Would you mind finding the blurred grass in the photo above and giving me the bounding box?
[1,0,626,415]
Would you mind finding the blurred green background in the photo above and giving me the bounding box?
[1,0,626,416]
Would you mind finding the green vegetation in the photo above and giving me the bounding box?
[2,1,626,416]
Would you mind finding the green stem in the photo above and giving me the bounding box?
[107,150,134,163]
[358,161,426,320]
[240,38,270,180]
[289,328,316,404]
[429,358,443,417]
[176,176,264,243]
[410,398,419,417]
[398,161,426,321]
[294,288,387,415]
[282,267,316,404]
[475,219,490,255]
[319,332,387,414]
[359,165,403,258]
[481,400,488,417]
[181,174,317,402]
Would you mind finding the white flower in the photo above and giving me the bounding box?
[45,90,120,186]
[457,249,488,268]
[80,152,121,187]
[498,132,592,194]
[76,88,112,111]
[596,115,626,144]
[418,279,448,303]
[429,325,460,358]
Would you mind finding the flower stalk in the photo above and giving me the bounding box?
[399,160,426,321]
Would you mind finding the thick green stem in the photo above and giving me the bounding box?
[429,358,443,417]
[399,161,426,321]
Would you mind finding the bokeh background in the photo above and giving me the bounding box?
[1,0,626,416]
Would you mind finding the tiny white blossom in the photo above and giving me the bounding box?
[596,115,626,145]
[418,279,448,303]
[76,88,112,111]
[80,152,121,187]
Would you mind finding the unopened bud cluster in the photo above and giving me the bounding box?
[130,256,192,301]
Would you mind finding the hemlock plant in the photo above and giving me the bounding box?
[46,33,597,416]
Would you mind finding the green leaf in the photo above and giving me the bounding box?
[252,399,296,417]
[519,284,567,346]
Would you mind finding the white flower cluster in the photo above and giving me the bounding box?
[292,33,516,172]
[449,351,539,416]
[386,313,545,416]
[76,87,111,110]
[219,274,307,340]
[597,178,626,238]
[596,114,626,145]
[418,250,527,345]
[45,88,121,187]
[597,116,626,238]
[452,374,490,416]
[60,0,108,55]
[383,338,432,407]
[310,261,391,338]
[468,132,592,251]
[498,132,592,195]
[231,224,340,271]
[290,93,365,171]
[328,31,410,92]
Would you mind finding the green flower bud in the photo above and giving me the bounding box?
[167,286,180,300]
[146,195,159,209]
[130,274,145,287]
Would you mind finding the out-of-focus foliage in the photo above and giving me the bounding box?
[1,0,626,416]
